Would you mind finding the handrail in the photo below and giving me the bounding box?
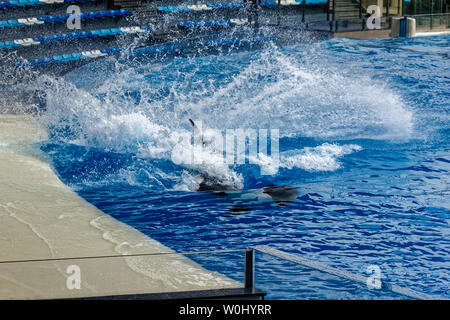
[407,12,450,16]
[253,245,447,300]
[0,248,246,264]
[0,245,446,299]
[306,15,392,32]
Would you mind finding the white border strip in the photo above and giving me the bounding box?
[254,245,446,300]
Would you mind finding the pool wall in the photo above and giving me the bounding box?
[0,114,239,299]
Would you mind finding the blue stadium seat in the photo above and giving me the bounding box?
[31,59,42,66]
[119,9,131,15]
[56,14,68,22]
[179,5,190,11]
[79,31,90,38]
[9,1,23,7]
[44,16,56,23]
[71,53,82,60]
[40,36,51,43]
[8,20,21,26]
[42,57,52,65]
[262,1,278,6]
[110,28,121,34]
[5,41,19,48]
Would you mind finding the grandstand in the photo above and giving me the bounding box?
[3,0,427,73]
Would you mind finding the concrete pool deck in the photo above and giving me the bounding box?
[0,115,239,299]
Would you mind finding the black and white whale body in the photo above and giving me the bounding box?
[199,183,299,214]
[188,119,299,209]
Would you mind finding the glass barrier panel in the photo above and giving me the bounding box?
[0,250,245,299]
[254,250,411,300]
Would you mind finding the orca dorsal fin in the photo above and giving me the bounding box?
[189,118,205,146]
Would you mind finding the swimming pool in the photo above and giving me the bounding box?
[39,33,449,299]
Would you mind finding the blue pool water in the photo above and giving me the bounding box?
[39,33,449,299]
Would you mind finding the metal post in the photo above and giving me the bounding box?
[302,0,306,23]
[387,0,390,16]
[244,248,254,289]
[327,0,330,20]
[106,0,114,10]
[430,0,433,29]
[332,0,335,21]
[278,0,281,25]
[359,0,364,30]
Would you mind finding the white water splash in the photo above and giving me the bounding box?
[281,143,363,172]
[37,41,413,189]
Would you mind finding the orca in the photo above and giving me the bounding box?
[197,173,237,192]
[261,184,299,206]
[210,184,299,205]
[187,119,298,209]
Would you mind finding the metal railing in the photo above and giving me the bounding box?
[306,15,391,32]
[253,246,445,300]
[0,248,249,299]
[409,13,450,31]
[0,245,446,300]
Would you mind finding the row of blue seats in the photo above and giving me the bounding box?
[0,26,152,50]
[0,9,132,28]
[179,17,253,29]
[17,36,275,67]
[205,35,277,46]
[158,1,277,13]
[158,0,327,13]
[130,44,183,57]
[15,48,124,66]
[0,0,95,9]
[15,44,183,66]
[179,19,233,28]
